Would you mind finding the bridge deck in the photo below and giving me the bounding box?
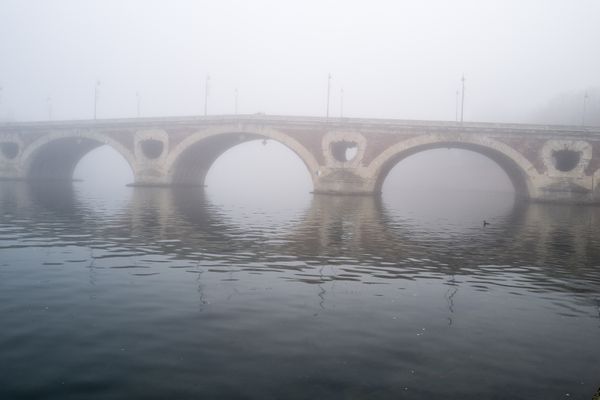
[1,114,599,139]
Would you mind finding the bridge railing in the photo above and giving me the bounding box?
[1,114,599,136]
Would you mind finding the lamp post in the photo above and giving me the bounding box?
[460,75,465,124]
[455,90,459,122]
[340,88,344,118]
[326,73,331,119]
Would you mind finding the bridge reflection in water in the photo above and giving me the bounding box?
[3,181,599,292]
[1,181,599,398]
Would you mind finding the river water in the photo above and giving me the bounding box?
[0,180,599,399]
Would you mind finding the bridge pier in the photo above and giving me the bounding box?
[313,169,377,195]
[531,175,599,204]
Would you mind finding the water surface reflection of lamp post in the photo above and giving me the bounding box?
[460,75,465,124]
[326,73,331,119]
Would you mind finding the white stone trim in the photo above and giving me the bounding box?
[20,130,137,176]
[541,140,591,177]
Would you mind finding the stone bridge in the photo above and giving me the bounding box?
[1,115,600,203]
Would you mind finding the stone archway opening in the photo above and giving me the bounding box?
[379,147,519,229]
[71,145,134,206]
[169,131,316,194]
[24,137,135,208]
[374,139,533,199]
[73,145,134,187]
[26,137,134,185]
[168,135,315,228]
[381,148,515,195]
[203,139,313,206]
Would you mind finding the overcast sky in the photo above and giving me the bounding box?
[1,0,599,122]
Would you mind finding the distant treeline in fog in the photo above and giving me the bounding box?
[532,87,600,126]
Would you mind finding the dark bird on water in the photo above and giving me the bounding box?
[483,220,491,227]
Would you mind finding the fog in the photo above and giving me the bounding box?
[4,1,600,194]
[4,5,600,397]
[2,0,599,122]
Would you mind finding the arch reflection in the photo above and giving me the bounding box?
[4,181,599,298]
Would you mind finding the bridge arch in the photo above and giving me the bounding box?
[164,125,320,188]
[21,131,136,180]
[367,134,538,197]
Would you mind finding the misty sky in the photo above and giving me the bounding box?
[1,0,599,122]
[4,1,596,196]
